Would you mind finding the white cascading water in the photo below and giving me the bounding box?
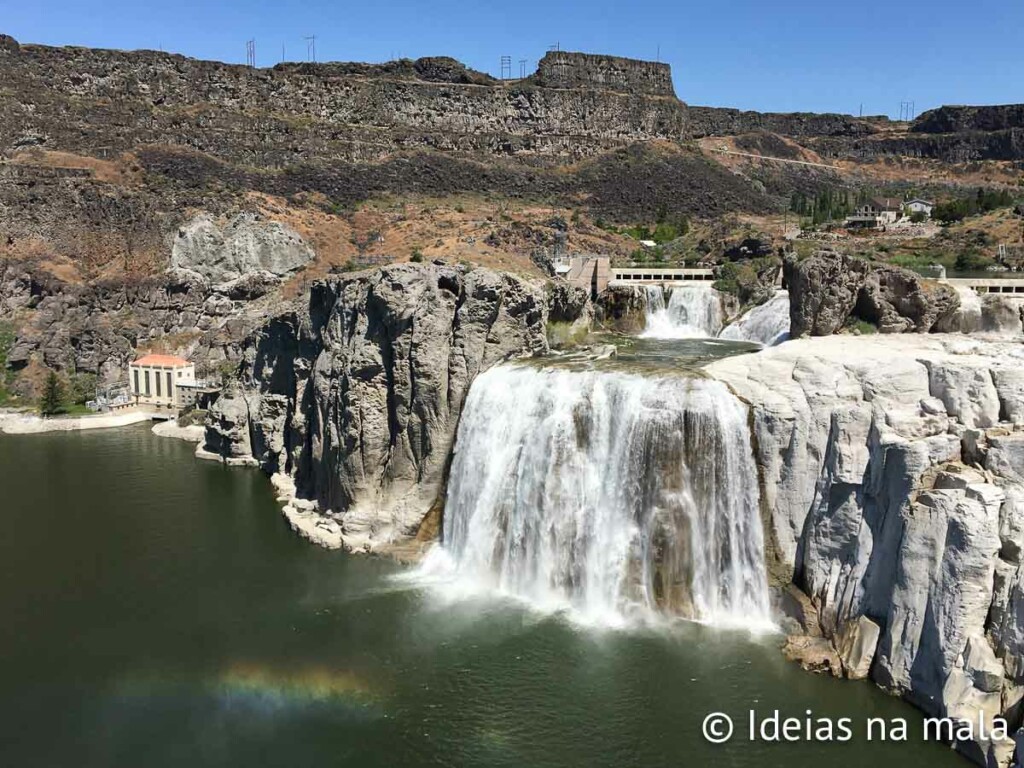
[418,364,772,629]
[952,285,983,334]
[719,290,791,347]
[641,285,724,339]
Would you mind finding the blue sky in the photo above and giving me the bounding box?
[4,0,1021,116]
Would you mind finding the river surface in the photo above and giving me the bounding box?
[0,426,964,767]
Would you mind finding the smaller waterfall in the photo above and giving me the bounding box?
[719,290,791,347]
[952,285,983,334]
[641,286,724,339]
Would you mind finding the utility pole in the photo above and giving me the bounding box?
[281,43,285,63]
[500,55,511,81]
[519,59,527,79]
[246,39,256,68]
[304,35,317,63]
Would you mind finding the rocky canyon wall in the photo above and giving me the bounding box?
[201,263,554,550]
[709,336,1024,766]
[0,38,688,166]
[0,212,314,387]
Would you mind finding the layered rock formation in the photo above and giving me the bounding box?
[0,38,688,165]
[688,107,879,139]
[201,262,550,550]
[913,105,1024,134]
[709,335,1024,766]
[534,51,675,97]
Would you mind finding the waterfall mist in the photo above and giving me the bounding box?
[418,364,772,629]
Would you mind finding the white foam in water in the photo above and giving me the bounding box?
[412,364,774,632]
[719,290,791,347]
[640,285,724,339]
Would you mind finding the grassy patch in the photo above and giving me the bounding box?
[847,319,878,335]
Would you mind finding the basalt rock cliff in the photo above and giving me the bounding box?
[710,336,1024,767]
[200,262,551,550]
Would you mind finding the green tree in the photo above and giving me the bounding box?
[40,371,66,416]
[69,373,97,405]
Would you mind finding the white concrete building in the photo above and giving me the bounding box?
[846,197,904,229]
[905,199,934,217]
[129,354,196,410]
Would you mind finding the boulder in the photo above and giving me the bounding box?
[835,615,880,680]
[784,251,959,337]
[171,212,314,283]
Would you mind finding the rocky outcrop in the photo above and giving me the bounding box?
[785,251,960,336]
[201,263,549,551]
[534,51,675,97]
[709,335,1024,766]
[170,212,313,283]
[913,105,1024,135]
[0,259,272,385]
[0,38,688,166]
[594,284,648,333]
[688,107,880,139]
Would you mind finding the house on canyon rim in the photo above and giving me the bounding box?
[846,197,905,229]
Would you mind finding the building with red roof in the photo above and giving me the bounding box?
[128,353,197,409]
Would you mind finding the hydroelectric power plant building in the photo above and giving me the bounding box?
[128,354,197,410]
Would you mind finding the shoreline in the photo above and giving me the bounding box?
[0,409,164,435]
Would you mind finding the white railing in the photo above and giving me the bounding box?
[610,268,716,283]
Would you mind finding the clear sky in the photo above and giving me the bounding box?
[4,0,1021,117]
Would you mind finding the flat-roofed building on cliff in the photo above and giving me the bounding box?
[129,354,197,410]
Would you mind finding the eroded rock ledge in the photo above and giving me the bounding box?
[708,335,1024,766]
[200,262,550,551]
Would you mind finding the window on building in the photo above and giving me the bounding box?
[133,369,139,395]
[144,370,151,396]
[167,372,173,400]
[155,371,162,397]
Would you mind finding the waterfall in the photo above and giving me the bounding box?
[719,290,791,346]
[952,285,983,334]
[641,285,724,339]
[419,364,772,629]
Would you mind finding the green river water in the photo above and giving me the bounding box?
[0,425,964,768]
